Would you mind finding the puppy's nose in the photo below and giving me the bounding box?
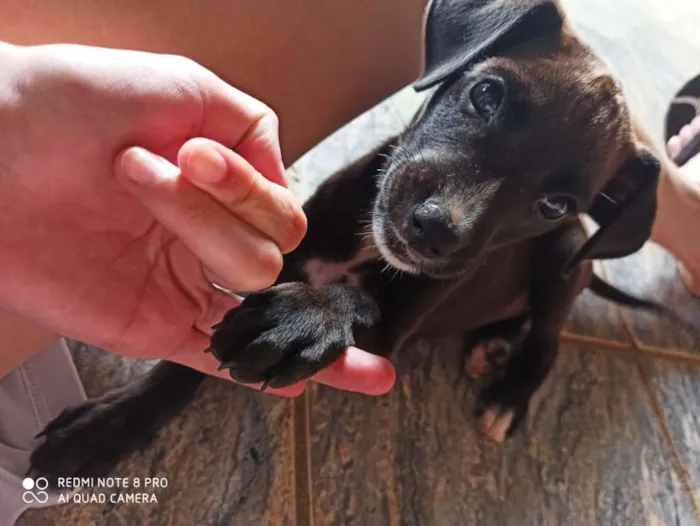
[411,201,459,257]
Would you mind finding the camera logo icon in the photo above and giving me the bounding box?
[22,477,49,504]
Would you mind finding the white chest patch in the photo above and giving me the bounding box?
[304,259,358,287]
[303,246,379,288]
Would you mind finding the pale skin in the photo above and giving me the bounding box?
[0,0,696,389]
[656,116,700,295]
[0,42,307,387]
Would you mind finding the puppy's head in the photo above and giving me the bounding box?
[373,0,660,278]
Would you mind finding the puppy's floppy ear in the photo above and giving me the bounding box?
[414,0,563,91]
[563,147,661,273]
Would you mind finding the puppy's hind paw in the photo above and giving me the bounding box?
[477,405,516,443]
[474,372,530,442]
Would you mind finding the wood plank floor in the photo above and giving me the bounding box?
[18,0,700,524]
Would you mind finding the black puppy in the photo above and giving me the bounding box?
[29,0,666,480]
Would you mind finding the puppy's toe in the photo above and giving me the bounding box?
[474,367,530,441]
[477,405,515,443]
[465,337,512,379]
[465,342,489,378]
[210,283,358,389]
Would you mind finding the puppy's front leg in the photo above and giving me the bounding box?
[209,140,395,388]
[209,282,380,389]
[476,225,589,442]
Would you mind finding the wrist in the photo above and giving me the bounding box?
[0,308,58,377]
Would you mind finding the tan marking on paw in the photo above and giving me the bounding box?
[485,338,512,367]
[478,407,514,443]
[465,343,488,378]
[466,338,512,379]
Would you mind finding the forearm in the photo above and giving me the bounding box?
[0,0,428,164]
[0,42,55,376]
[0,308,58,376]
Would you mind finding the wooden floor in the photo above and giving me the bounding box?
[19,0,700,524]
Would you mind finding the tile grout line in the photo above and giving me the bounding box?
[598,261,700,523]
[304,389,314,526]
[293,391,313,526]
[635,358,700,525]
[567,231,700,365]
[561,335,700,367]
[560,331,700,366]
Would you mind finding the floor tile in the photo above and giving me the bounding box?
[641,358,700,505]
[565,288,632,342]
[307,338,696,526]
[19,344,296,526]
[603,246,700,351]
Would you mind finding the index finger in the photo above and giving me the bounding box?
[310,347,396,395]
[178,340,394,397]
[178,138,306,254]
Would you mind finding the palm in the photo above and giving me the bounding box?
[0,46,230,357]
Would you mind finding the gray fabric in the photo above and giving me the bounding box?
[0,339,86,525]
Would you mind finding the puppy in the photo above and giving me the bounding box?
[29,0,666,481]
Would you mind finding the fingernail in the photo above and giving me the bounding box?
[187,148,227,184]
[120,147,163,185]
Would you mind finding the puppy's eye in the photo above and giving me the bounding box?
[470,80,504,120]
[537,195,575,221]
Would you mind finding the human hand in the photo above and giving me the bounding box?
[0,43,395,396]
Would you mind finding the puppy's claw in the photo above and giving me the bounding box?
[260,370,287,392]
[217,360,237,372]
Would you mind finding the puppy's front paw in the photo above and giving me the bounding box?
[210,283,379,390]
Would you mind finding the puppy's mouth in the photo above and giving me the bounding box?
[371,214,463,279]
